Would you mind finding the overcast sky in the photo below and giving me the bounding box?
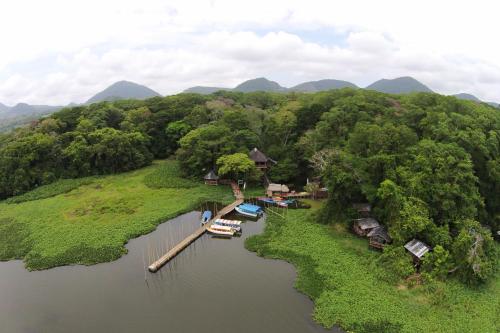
[1,0,500,105]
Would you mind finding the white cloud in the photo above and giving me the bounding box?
[1,0,500,105]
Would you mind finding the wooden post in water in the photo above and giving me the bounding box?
[148,198,244,272]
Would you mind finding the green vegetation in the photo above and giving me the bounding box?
[143,161,198,189]
[0,160,232,270]
[246,208,500,333]
[4,177,96,204]
[216,153,261,181]
[0,88,498,283]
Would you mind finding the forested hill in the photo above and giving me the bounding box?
[86,80,161,104]
[0,89,498,283]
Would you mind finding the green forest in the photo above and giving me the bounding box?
[0,88,498,284]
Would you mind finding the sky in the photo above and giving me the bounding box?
[1,0,500,105]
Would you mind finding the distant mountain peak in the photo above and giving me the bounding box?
[0,102,10,112]
[366,76,433,94]
[183,86,230,94]
[86,80,161,104]
[452,93,480,102]
[289,79,358,92]
[233,77,285,92]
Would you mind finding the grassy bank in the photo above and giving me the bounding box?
[246,207,499,333]
[0,160,233,270]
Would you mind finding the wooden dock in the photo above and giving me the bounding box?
[148,198,244,272]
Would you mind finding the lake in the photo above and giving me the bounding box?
[0,211,341,333]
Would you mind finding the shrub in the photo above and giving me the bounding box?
[376,245,415,283]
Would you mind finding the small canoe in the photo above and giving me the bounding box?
[201,210,212,225]
[207,224,236,237]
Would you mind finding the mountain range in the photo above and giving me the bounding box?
[0,81,161,123]
[1,77,498,127]
[183,77,500,107]
[184,77,358,94]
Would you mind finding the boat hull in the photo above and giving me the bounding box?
[207,229,234,237]
[235,206,261,218]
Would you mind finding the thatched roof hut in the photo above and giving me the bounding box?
[204,170,219,185]
[249,148,276,170]
[266,183,290,197]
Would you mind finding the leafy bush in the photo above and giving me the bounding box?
[375,245,415,284]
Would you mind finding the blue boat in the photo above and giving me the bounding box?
[235,203,263,218]
[201,210,212,225]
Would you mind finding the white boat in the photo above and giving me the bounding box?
[214,219,242,232]
[206,224,236,237]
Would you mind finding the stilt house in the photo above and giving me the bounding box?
[249,148,276,171]
[404,239,430,264]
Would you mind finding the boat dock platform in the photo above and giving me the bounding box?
[148,191,244,272]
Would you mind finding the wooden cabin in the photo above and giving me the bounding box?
[404,239,430,264]
[204,170,219,185]
[367,226,391,249]
[266,183,290,197]
[353,203,372,217]
[352,218,380,237]
[249,148,276,171]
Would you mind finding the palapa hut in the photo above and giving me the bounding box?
[204,170,219,185]
[367,226,392,249]
[353,203,372,218]
[266,183,290,197]
[404,239,430,264]
[352,217,380,237]
[249,147,276,171]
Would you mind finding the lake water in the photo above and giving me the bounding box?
[0,211,341,333]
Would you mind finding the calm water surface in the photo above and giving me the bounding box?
[0,211,340,333]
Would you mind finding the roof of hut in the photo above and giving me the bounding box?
[353,203,372,212]
[267,183,290,193]
[354,218,380,230]
[404,239,430,258]
[249,148,269,163]
[367,226,391,242]
[204,170,219,180]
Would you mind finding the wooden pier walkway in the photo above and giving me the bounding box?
[148,185,244,272]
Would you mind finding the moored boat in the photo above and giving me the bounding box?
[257,197,295,207]
[206,224,236,237]
[214,218,242,232]
[235,203,263,218]
[201,210,212,225]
